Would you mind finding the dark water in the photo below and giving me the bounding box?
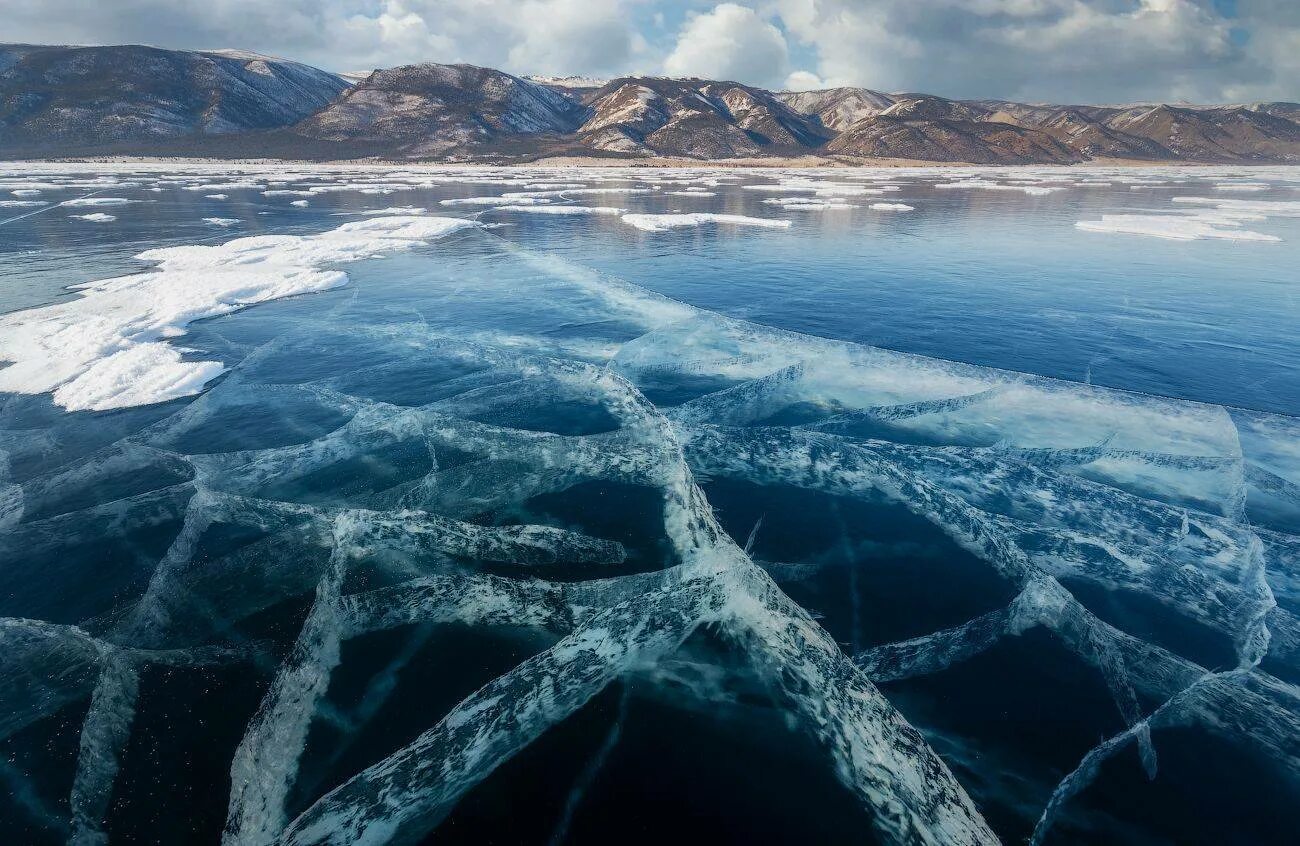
[1,164,1298,846]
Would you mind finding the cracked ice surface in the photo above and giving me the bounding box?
[1,204,1298,845]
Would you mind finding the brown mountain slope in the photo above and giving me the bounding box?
[575,77,827,158]
[825,98,1082,164]
[1102,105,1300,162]
[3,43,1299,164]
[776,87,897,132]
[293,62,590,156]
[0,43,347,150]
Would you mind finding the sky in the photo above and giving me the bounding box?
[4,0,1298,103]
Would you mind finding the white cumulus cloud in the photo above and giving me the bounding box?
[772,0,1292,103]
[663,4,792,88]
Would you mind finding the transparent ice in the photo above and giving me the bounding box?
[2,167,1299,845]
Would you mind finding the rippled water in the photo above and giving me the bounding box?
[1,163,1298,846]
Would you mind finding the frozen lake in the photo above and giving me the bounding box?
[1,162,1298,845]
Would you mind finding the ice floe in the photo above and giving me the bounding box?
[936,179,1062,196]
[763,197,856,211]
[440,196,552,207]
[61,197,137,207]
[493,205,627,215]
[1076,214,1281,242]
[620,213,791,232]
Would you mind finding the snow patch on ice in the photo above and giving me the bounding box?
[0,215,479,411]
[936,179,1062,196]
[620,213,791,232]
[61,198,137,207]
[440,196,552,207]
[1076,214,1281,242]
[493,205,627,215]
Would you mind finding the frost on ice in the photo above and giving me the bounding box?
[1,191,1299,845]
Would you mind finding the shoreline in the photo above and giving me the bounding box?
[0,154,1282,170]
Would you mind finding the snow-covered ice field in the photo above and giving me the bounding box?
[1,162,1298,845]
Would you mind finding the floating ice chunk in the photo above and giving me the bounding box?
[763,198,854,211]
[493,205,627,215]
[936,179,1061,196]
[61,197,136,207]
[1171,197,1300,216]
[502,188,653,201]
[329,206,428,216]
[70,213,117,222]
[290,200,309,207]
[1214,183,1269,192]
[440,196,551,206]
[0,215,479,411]
[185,181,263,191]
[205,194,229,200]
[620,213,791,232]
[11,189,41,197]
[741,184,816,193]
[870,202,914,211]
[1,200,46,207]
[1075,214,1281,242]
[203,217,239,226]
[665,191,716,197]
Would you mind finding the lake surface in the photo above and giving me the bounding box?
[1,162,1298,846]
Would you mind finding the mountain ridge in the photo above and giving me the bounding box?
[2,44,1297,164]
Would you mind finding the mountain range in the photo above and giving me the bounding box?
[3,43,1298,164]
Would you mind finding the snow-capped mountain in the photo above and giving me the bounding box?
[0,44,348,149]
[573,76,830,158]
[295,63,591,156]
[777,87,897,132]
[1,43,1298,164]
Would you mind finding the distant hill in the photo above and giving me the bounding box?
[0,44,348,150]
[294,63,590,157]
[2,44,1298,164]
[573,76,831,158]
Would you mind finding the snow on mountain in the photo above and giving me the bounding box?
[0,44,348,149]
[575,77,828,159]
[1,43,1298,164]
[777,87,897,132]
[294,63,591,157]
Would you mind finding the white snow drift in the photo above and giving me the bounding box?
[0,215,478,412]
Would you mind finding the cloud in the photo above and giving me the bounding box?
[663,3,791,87]
[783,70,826,91]
[773,0,1295,103]
[1,0,649,76]
[2,0,1299,101]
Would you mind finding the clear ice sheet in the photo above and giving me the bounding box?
[1,177,1298,845]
